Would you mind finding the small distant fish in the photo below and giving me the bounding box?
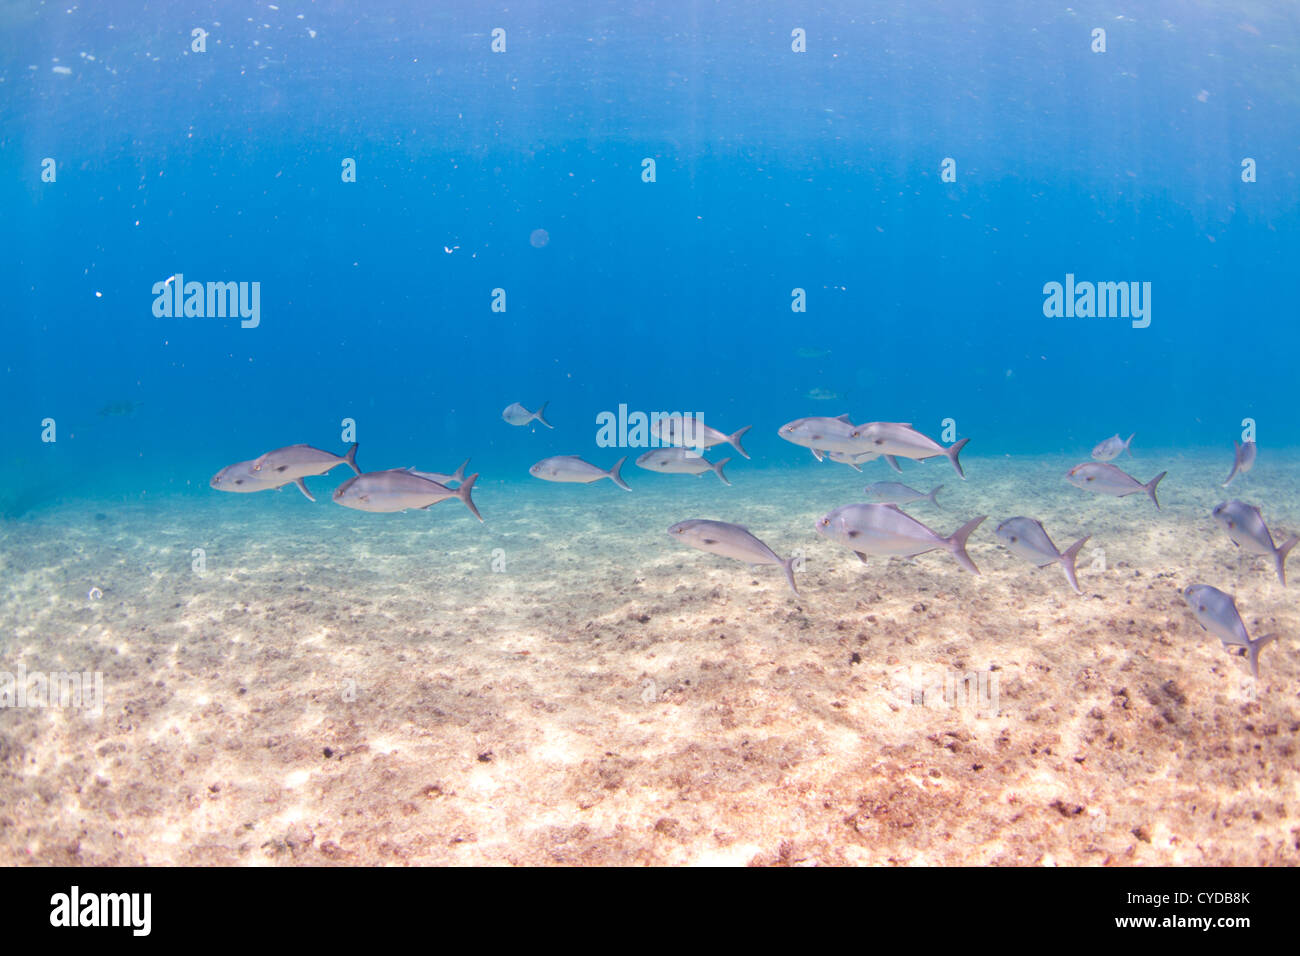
[210,460,315,501]
[865,482,943,506]
[851,422,970,479]
[1211,499,1297,585]
[98,399,143,417]
[252,443,360,481]
[1223,440,1256,487]
[805,388,840,401]
[409,458,470,486]
[815,503,985,574]
[1065,462,1165,509]
[332,469,482,521]
[1182,584,1279,679]
[1091,433,1135,461]
[502,402,552,428]
[778,415,862,455]
[636,448,731,485]
[668,519,798,595]
[652,418,752,460]
[530,455,630,491]
[994,517,1089,594]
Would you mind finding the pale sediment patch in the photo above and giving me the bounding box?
[0,452,1296,865]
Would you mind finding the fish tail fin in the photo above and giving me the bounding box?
[781,555,800,596]
[1224,442,1241,487]
[928,485,944,507]
[293,478,316,502]
[1247,634,1279,680]
[447,458,469,484]
[1060,536,1090,594]
[345,443,360,475]
[608,456,631,491]
[946,515,987,574]
[1125,433,1136,456]
[1275,535,1299,586]
[712,457,732,486]
[885,455,903,474]
[946,437,971,479]
[536,402,553,429]
[1145,471,1166,510]
[727,425,753,460]
[453,473,483,522]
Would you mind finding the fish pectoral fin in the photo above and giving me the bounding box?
[846,530,860,538]
[701,538,718,545]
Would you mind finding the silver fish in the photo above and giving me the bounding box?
[636,448,731,485]
[252,443,359,481]
[502,402,552,428]
[850,422,970,479]
[1065,462,1165,509]
[865,482,943,507]
[814,503,985,574]
[332,468,482,521]
[1091,433,1135,461]
[668,519,798,595]
[822,449,883,472]
[210,460,315,501]
[1211,499,1298,586]
[1223,440,1256,488]
[1182,584,1279,679]
[778,415,863,455]
[530,455,631,491]
[653,416,753,459]
[409,458,470,486]
[994,517,1089,594]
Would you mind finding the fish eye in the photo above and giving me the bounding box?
[1086,476,1094,482]
[1010,536,1017,543]
[820,518,829,526]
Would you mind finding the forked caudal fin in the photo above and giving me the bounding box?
[1275,535,1298,587]
[454,473,483,522]
[1124,433,1136,457]
[1145,471,1166,510]
[780,555,800,597]
[727,425,753,460]
[712,457,732,486]
[607,457,632,491]
[1247,634,1279,681]
[449,458,470,484]
[1060,536,1090,594]
[927,485,944,506]
[946,437,970,479]
[344,442,360,475]
[536,402,553,429]
[946,515,987,574]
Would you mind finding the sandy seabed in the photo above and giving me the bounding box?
[1,449,1297,866]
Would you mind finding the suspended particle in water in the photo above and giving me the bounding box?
[529,228,550,248]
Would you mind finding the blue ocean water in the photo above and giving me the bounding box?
[2,1,1297,513]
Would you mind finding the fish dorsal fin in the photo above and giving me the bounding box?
[835,414,852,423]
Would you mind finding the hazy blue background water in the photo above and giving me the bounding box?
[2,1,1297,514]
